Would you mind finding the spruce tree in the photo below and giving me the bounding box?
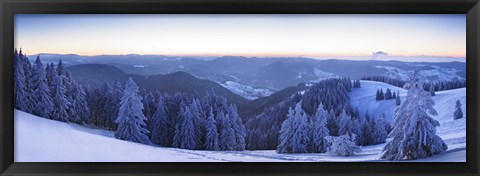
[115,77,152,145]
[430,83,436,96]
[151,96,170,146]
[395,92,401,106]
[204,107,220,150]
[51,75,70,122]
[382,69,447,160]
[454,100,463,120]
[312,103,330,153]
[31,56,54,118]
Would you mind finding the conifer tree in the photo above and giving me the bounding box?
[204,107,220,151]
[115,77,152,145]
[454,100,463,120]
[312,104,330,153]
[382,69,447,160]
[31,56,54,118]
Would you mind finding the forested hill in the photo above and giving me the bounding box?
[66,64,249,108]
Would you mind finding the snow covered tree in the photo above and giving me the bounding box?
[382,69,447,160]
[204,107,220,151]
[277,107,295,153]
[70,83,89,123]
[385,88,392,100]
[325,134,361,156]
[50,75,70,122]
[115,77,152,145]
[312,103,330,153]
[326,109,339,136]
[14,49,28,111]
[372,114,388,144]
[218,110,235,151]
[338,110,356,137]
[56,59,65,76]
[357,117,373,146]
[392,91,396,99]
[290,102,309,153]
[151,96,170,146]
[379,89,384,100]
[229,104,246,151]
[454,100,463,120]
[429,83,436,96]
[179,102,197,150]
[31,56,54,118]
[45,63,55,87]
[395,92,401,106]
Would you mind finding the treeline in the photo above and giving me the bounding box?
[361,75,466,91]
[245,78,390,152]
[14,50,246,151]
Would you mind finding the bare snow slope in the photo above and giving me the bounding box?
[15,82,465,162]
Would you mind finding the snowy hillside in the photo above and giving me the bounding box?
[15,89,466,162]
[220,81,274,100]
[374,65,465,82]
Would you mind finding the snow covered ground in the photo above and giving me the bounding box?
[14,81,466,162]
[220,81,274,100]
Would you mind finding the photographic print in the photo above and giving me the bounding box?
[13,14,466,162]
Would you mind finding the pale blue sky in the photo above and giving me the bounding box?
[15,14,466,58]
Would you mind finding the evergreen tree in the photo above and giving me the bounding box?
[51,75,70,122]
[151,96,170,146]
[277,107,295,153]
[325,135,361,156]
[385,88,392,100]
[71,83,89,123]
[115,77,152,145]
[56,59,65,76]
[372,114,388,144]
[382,69,447,160]
[179,102,197,150]
[14,49,28,111]
[326,109,338,136]
[379,89,384,100]
[392,91,396,99]
[219,110,235,151]
[395,91,401,106]
[31,56,54,118]
[229,104,246,151]
[204,107,220,151]
[338,110,356,137]
[454,100,463,120]
[429,83,436,96]
[312,103,330,153]
[290,102,310,153]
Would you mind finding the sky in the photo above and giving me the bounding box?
[15,14,466,60]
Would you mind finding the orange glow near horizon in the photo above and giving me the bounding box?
[15,14,466,59]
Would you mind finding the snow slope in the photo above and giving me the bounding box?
[14,82,466,162]
[220,81,274,100]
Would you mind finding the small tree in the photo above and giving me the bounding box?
[395,92,401,106]
[454,100,463,120]
[429,83,436,96]
[325,135,361,156]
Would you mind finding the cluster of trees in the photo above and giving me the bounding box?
[245,78,357,150]
[382,69,448,160]
[352,80,361,88]
[361,75,406,87]
[375,88,397,100]
[375,88,402,106]
[362,75,466,92]
[14,49,89,123]
[422,80,466,92]
[14,50,246,151]
[87,79,247,151]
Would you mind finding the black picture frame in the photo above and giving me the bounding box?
[1,0,479,175]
